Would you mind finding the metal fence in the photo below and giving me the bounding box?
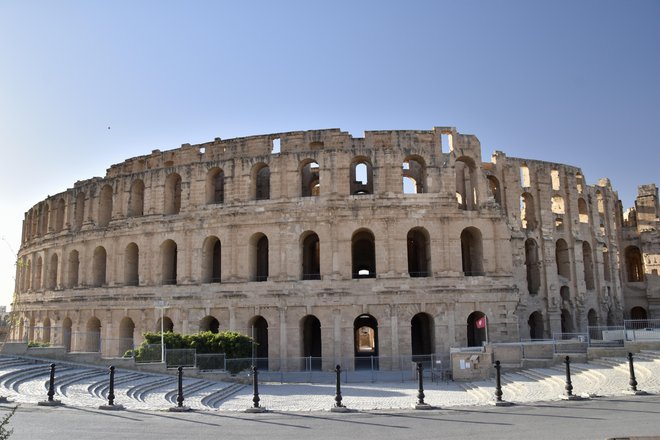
[624,319,660,341]
[588,326,625,347]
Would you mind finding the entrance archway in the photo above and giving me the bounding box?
[85,317,101,352]
[411,313,434,364]
[250,316,268,370]
[528,312,544,340]
[301,315,322,370]
[467,311,487,347]
[354,314,378,370]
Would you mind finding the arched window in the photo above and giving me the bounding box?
[128,179,145,217]
[55,198,66,232]
[47,253,58,290]
[456,157,477,210]
[576,172,584,193]
[161,239,177,285]
[300,160,320,197]
[461,227,483,276]
[487,175,501,205]
[119,317,135,357]
[354,314,378,369]
[92,246,107,287]
[520,193,536,230]
[164,173,182,215]
[253,164,270,200]
[578,198,589,223]
[630,306,648,320]
[560,286,570,303]
[42,317,51,344]
[582,242,595,290]
[301,315,321,370]
[124,243,139,286]
[62,317,72,352]
[551,169,561,191]
[301,232,320,280]
[206,168,225,204]
[200,315,219,333]
[467,311,487,346]
[156,316,174,333]
[74,192,85,230]
[250,316,269,370]
[350,158,373,195]
[402,157,426,194]
[407,228,430,277]
[528,311,544,339]
[411,313,434,361]
[525,239,540,294]
[520,164,531,187]
[202,236,221,283]
[250,233,268,281]
[98,184,113,227]
[625,246,644,282]
[556,239,571,279]
[67,250,79,288]
[352,229,376,278]
[85,317,101,352]
[551,195,565,214]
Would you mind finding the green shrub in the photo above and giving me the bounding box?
[133,331,253,362]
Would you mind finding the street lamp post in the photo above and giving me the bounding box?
[154,300,168,364]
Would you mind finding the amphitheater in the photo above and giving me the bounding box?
[10,126,660,371]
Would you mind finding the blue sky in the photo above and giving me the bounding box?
[1,1,658,308]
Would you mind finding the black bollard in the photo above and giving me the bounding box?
[564,356,573,397]
[245,365,266,412]
[414,362,432,409]
[108,366,116,406]
[334,365,344,407]
[628,352,638,392]
[38,363,63,406]
[494,360,503,402]
[177,366,184,407]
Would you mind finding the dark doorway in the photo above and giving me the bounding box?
[411,313,434,366]
[251,316,269,370]
[301,315,322,370]
[467,311,487,346]
[354,314,378,370]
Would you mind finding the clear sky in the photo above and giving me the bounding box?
[0,1,658,309]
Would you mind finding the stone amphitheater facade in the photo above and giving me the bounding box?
[12,127,660,369]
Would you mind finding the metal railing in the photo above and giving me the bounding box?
[588,326,625,347]
[624,319,660,341]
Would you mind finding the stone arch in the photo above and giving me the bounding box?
[92,246,107,287]
[551,195,565,214]
[119,317,135,356]
[202,236,221,283]
[249,233,268,282]
[301,315,322,370]
[47,253,58,290]
[630,306,648,320]
[34,255,43,290]
[520,193,536,230]
[561,309,574,333]
[249,315,269,370]
[578,198,589,223]
[402,156,426,194]
[461,227,483,276]
[128,179,145,217]
[352,229,376,278]
[54,198,66,232]
[350,157,373,195]
[556,239,571,280]
[40,203,50,236]
[407,227,430,277]
[124,242,139,286]
[161,239,177,285]
[455,156,478,210]
[252,163,270,200]
[625,246,644,282]
[487,175,501,205]
[156,316,174,333]
[301,231,320,280]
[587,309,598,327]
[411,312,434,361]
[164,173,182,215]
[206,167,225,204]
[300,159,320,197]
[98,184,113,227]
[582,241,595,290]
[354,314,378,369]
[85,316,101,352]
[525,238,540,295]
[199,315,219,333]
[467,311,487,346]
[42,317,51,344]
[62,317,72,352]
[528,311,544,340]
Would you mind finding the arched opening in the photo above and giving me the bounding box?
[350,158,373,195]
[161,239,177,285]
[128,179,145,217]
[199,315,219,334]
[74,192,85,230]
[528,312,544,340]
[63,317,72,352]
[42,317,51,344]
[92,246,107,287]
[525,239,540,295]
[301,315,322,370]
[402,157,426,194]
[551,195,565,215]
[630,306,648,321]
[124,243,139,286]
[47,253,58,290]
[560,286,570,303]
[67,250,79,288]
[556,239,571,280]
[249,234,269,282]
[561,309,574,333]
[455,157,477,210]
[354,314,378,370]
[625,246,644,282]
[407,228,430,277]
[85,317,101,352]
[164,173,182,215]
[582,242,595,290]
[202,236,222,283]
[98,184,113,227]
[587,309,598,327]
[300,160,320,197]
[576,172,584,193]
[250,316,269,370]
[254,164,270,200]
[578,198,589,223]
[301,232,320,280]
[520,164,531,187]
[551,169,561,191]
[352,229,376,278]
[206,167,225,204]
[461,227,483,276]
[520,193,536,230]
[487,175,501,205]
[119,317,135,356]
[55,198,66,232]
[467,311,487,346]
[411,312,434,364]
[156,316,174,333]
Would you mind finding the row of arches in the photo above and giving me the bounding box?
[18,227,487,292]
[520,192,605,231]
